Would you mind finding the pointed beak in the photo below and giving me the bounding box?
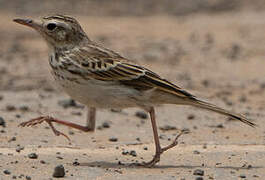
[13,18,42,29]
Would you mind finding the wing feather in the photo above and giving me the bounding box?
[69,48,195,99]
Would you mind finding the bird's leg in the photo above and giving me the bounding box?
[140,107,187,167]
[87,107,96,131]
[19,107,96,141]
[140,107,162,167]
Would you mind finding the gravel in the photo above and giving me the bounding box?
[195,177,203,180]
[239,174,246,178]
[6,105,16,111]
[53,165,65,178]
[102,122,110,128]
[25,176,31,180]
[58,99,83,108]
[28,153,38,159]
[3,169,11,175]
[109,137,118,142]
[129,150,137,157]
[0,117,6,127]
[16,145,24,153]
[159,125,177,131]
[193,169,204,176]
[135,111,148,119]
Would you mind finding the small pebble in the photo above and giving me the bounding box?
[0,129,6,133]
[135,111,148,119]
[159,125,177,131]
[16,146,24,153]
[56,156,63,160]
[193,169,204,176]
[122,150,129,155]
[216,124,224,128]
[102,122,110,128]
[53,165,65,178]
[239,174,246,178]
[73,161,80,166]
[109,137,118,142]
[195,177,203,180]
[3,169,11,175]
[129,150,137,157]
[40,160,46,164]
[6,105,16,111]
[28,153,38,159]
[193,150,200,154]
[19,105,29,111]
[187,114,195,120]
[58,99,76,108]
[58,99,83,108]
[0,117,6,127]
[26,176,31,180]
[110,109,122,113]
[8,137,16,142]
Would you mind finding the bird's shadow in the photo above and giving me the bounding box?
[78,161,263,170]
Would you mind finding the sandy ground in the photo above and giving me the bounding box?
[0,11,265,180]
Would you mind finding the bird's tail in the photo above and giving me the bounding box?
[186,99,256,127]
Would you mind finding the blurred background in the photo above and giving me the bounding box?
[1,0,265,93]
[0,1,265,179]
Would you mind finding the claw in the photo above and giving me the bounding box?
[19,116,71,141]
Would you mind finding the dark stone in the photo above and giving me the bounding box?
[195,177,203,180]
[6,105,16,111]
[28,153,38,159]
[0,117,6,127]
[129,150,137,157]
[3,169,11,175]
[58,99,83,108]
[16,146,24,153]
[19,105,29,111]
[102,122,110,128]
[187,114,195,120]
[193,169,204,176]
[40,160,46,164]
[193,150,200,154]
[109,137,118,142]
[159,125,177,131]
[53,165,65,178]
[122,150,129,155]
[8,137,16,142]
[239,174,246,178]
[73,161,80,166]
[135,111,148,119]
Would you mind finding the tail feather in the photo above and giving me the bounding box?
[188,99,256,128]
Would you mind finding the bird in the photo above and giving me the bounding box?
[13,15,256,167]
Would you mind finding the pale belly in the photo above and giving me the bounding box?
[54,76,146,108]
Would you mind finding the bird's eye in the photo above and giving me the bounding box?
[46,23,57,31]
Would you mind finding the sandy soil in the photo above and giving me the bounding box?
[0,10,265,180]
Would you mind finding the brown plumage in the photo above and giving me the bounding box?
[14,15,256,167]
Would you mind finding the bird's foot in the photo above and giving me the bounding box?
[161,129,189,153]
[19,116,70,141]
[133,129,189,167]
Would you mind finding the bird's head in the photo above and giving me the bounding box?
[13,15,89,50]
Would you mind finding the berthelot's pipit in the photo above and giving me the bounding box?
[13,15,256,167]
